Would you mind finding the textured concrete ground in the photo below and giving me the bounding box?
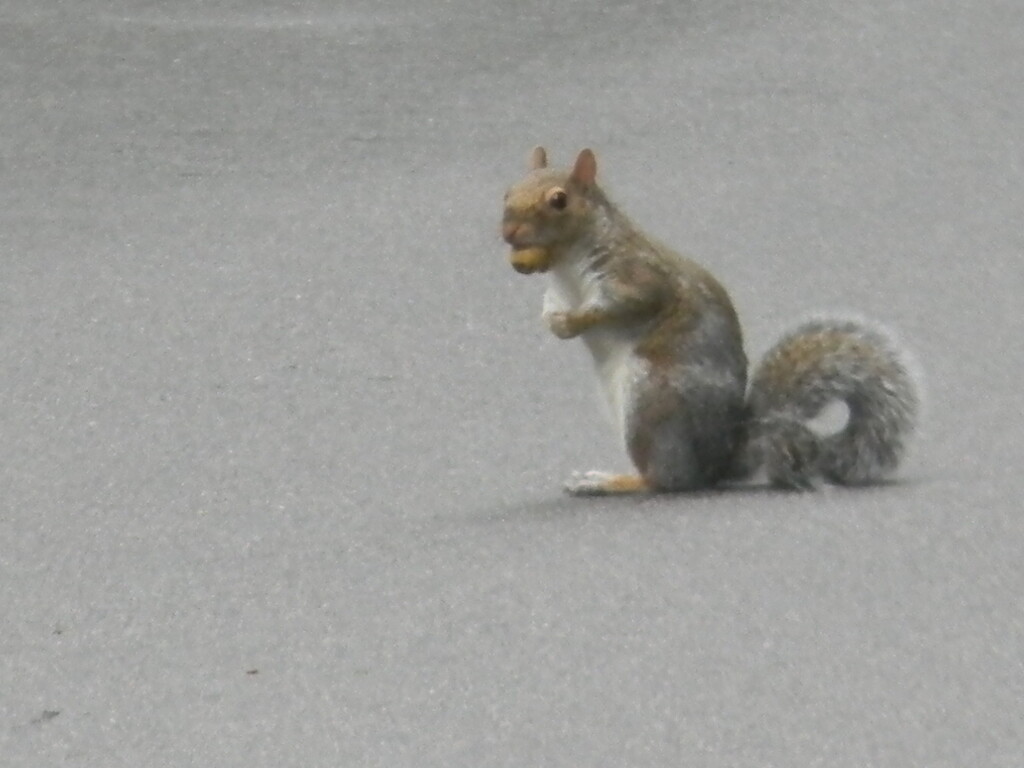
[2,1,1023,766]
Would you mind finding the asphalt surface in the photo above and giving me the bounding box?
[3,1,1023,766]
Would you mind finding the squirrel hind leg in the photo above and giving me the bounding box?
[563,471,649,496]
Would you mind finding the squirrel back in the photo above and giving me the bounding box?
[501,147,919,494]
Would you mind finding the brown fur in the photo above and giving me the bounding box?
[753,330,886,402]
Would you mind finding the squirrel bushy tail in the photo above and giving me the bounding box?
[736,318,919,489]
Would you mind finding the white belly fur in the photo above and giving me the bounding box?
[545,259,641,442]
[588,331,638,441]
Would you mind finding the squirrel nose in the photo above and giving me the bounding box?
[502,221,521,244]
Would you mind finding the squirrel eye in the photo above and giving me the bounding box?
[546,188,568,210]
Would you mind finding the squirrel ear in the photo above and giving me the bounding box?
[530,146,548,170]
[570,148,597,186]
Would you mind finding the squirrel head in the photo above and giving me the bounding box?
[501,147,599,274]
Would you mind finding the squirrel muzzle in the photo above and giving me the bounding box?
[503,214,553,274]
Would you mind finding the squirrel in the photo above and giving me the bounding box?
[501,146,919,495]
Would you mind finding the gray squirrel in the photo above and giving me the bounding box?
[501,147,919,495]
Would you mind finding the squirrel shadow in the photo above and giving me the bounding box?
[478,476,922,524]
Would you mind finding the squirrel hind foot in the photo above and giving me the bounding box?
[563,471,649,496]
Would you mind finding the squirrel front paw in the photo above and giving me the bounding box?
[544,311,580,339]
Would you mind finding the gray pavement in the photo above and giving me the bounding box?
[2,1,1023,766]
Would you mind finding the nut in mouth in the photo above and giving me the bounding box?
[509,246,552,274]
